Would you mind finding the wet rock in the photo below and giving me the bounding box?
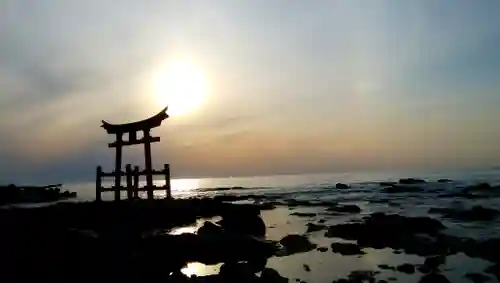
[379,182,397,186]
[397,263,415,274]
[326,205,361,214]
[387,277,397,281]
[378,281,388,283]
[418,273,451,283]
[279,234,317,255]
[464,272,491,283]
[291,212,317,217]
[378,264,395,270]
[318,219,327,224]
[424,255,446,271]
[330,243,365,255]
[306,223,327,233]
[317,247,328,252]
[438,179,452,183]
[336,183,350,189]
[303,264,311,272]
[260,268,289,283]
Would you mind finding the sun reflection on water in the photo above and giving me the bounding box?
[181,262,221,277]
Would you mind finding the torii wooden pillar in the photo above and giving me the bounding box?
[101,107,169,200]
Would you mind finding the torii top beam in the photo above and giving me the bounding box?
[101,106,169,134]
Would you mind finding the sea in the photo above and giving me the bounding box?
[67,167,500,202]
[60,168,500,282]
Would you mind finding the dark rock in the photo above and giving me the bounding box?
[387,277,397,281]
[326,205,361,214]
[453,206,498,221]
[397,263,415,274]
[378,264,395,270]
[424,255,446,271]
[418,264,432,274]
[378,281,389,283]
[418,273,451,283]
[431,206,498,222]
[279,234,317,255]
[485,263,500,281]
[477,239,500,263]
[331,243,365,255]
[260,268,289,283]
[348,270,377,282]
[219,213,266,237]
[290,212,317,217]
[317,247,328,252]
[383,185,422,193]
[380,182,397,186]
[336,183,350,189]
[303,264,311,272]
[306,223,327,233]
[464,183,492,192]
[464,272,491,283]
[325,213,446,256]
[219,262,256,281]
[318,219,327,224]
[399,178,427,184]
[438,179,452,183]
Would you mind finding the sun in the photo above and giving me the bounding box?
[151,60,208,116]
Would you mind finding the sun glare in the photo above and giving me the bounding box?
[151,60,208,116]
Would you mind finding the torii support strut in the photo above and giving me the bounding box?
[100,107,169,200]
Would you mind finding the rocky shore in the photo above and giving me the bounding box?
[2,178,500,282]
[0,183,76,205]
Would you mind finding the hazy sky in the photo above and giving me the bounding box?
[1,1,500,183]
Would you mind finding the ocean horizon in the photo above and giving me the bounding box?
[67,166,500,202]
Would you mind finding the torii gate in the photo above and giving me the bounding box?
[96,107,171,201]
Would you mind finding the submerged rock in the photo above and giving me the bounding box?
[291,212,317,217]
[260,268,289,283]
[219,262,256,282]
[399,178,427,184]
[326,205,361,214]
[379,181,397,186]
[397,263,416,274]
[485,263,500,281]
[306,223,327,233]
[383,185,423,193]
[336,183,350,189]
[347,270,378,282]
[437,179,452,183]
[325,213,446,255]
[279,234,317,255]
[330,243,365,255]
[378,264,395,270]
[317,246,328,252]
[464,183,492,192]
[418,273,451,283]
[464,272,491,283]
[430,206,498,222]
[424,255,446,271]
